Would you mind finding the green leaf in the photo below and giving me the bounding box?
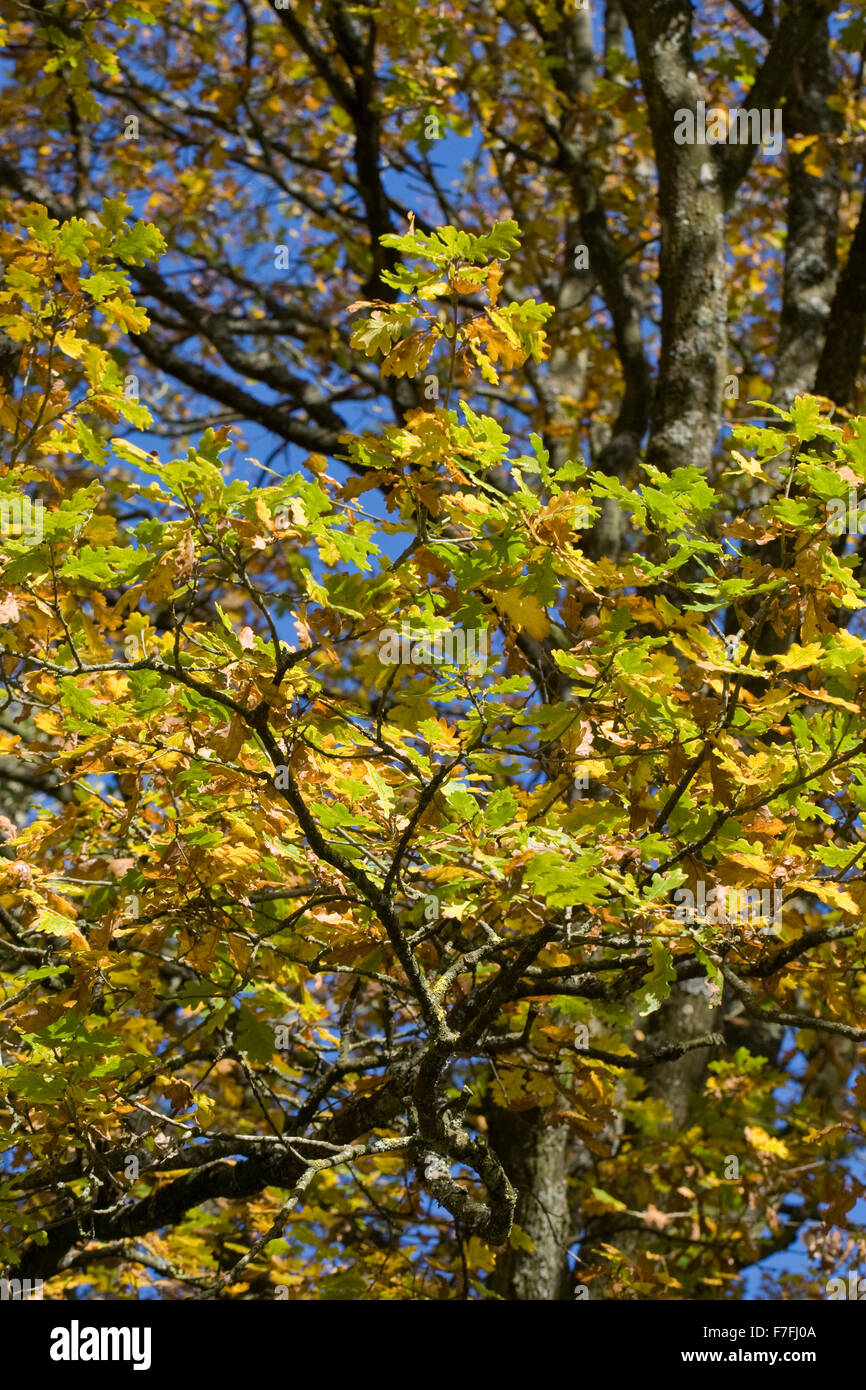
[590,1186,628,1212]
[236,1005,276,1064]
[521,851,606,908]
[81,271,125,302]
[634,939,677,1017]
[508,1223,535,1252]
[350,312,402,358]
[486,789,518,830]
[447,787,480,820]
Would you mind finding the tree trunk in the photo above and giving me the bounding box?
[487,1108,570,1301]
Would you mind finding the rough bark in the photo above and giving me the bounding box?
[774,27,842,404]
[577,981,720,1300]
[815,193,866,408]
[621,0,728,474]
[487,1108,571,1301]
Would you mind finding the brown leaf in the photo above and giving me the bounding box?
[709,751,736,807]
[644,1204,672,1230]
[175,531,195,583]
[0,592,20,624]
[163,1078,193,1112]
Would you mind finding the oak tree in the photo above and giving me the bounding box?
[0,0,866,1301]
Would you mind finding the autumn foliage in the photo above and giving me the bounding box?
[0,0,865,1302]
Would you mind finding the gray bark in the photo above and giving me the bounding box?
[774,27,842,404]
[622,0,727,474]
[487,1108,571,1301]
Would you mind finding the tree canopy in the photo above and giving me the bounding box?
[1,0,866,1302]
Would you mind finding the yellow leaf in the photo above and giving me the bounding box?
[465,341,499,384]
[788,134,818,155]
[195,1093,216,1128]
[745,1125,790,1159]
[381,331,436,379]
[730,450,773,483]
[185,926,220,972]
[496,587,550,640]
[828,884,865,915]
[508,1223,535,1253]
[788,683,860,713]
[773,642,823,672]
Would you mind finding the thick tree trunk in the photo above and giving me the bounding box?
[622,0,727,475]
[487,1108,570,1301]
[576,982,720,1299]
[816,196,866,409]
[774,27,841,404]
